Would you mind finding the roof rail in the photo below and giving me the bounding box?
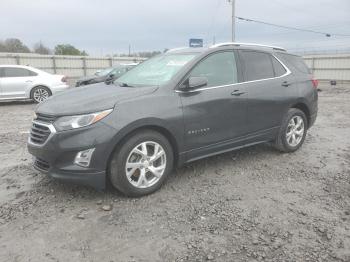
[166,47,190,53]
[210,42,286,51]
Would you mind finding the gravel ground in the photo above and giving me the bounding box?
[0,84,349,262]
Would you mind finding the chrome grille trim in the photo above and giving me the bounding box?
[28,120,56,147]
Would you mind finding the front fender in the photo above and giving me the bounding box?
[102,117,184,169]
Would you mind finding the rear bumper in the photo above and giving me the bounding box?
[51,84,70,95]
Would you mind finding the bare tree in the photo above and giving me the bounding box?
[0,41,5,52]
[33,42,51,55]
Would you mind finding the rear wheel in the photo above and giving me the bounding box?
[31,86,51,103]
[109,130,174,197]
[274,108,307,152]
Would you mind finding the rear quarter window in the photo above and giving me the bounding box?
[277,53,310,74]
[271,56,287,77]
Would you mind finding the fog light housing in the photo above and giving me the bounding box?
[74,148,95,167]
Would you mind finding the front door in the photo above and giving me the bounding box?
[178,51,247,157]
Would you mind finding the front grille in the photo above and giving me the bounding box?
[36,113,57,123]
[34,158,50,172]
[30,122,51,145]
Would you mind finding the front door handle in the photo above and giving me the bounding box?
[282,81,291,87]
[231,90,245,96]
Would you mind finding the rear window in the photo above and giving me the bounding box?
[278,53,310,74]
[240,51,275,81]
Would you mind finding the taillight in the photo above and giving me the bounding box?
[61,76,67,83]
[311,77,318,89]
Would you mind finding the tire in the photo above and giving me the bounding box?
[109,130,174,197]
[31,86,52,103]
[274,108,308,153]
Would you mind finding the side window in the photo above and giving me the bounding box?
[271,56,287,77]
[278,53,310,74]
[189,51,238,87]
[240,51,274,81]
[3,68,35,77]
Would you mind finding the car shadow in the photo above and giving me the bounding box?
[0,100,34,106]
[31,142,280,200]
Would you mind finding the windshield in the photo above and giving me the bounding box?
[95,67,113,76]
[115,53,196,86]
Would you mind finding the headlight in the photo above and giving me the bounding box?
[54,109,113,131]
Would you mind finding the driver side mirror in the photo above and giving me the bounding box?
[183,76,208,90]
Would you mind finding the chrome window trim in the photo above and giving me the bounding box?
[175,54,291,93]
[28,120,57,147]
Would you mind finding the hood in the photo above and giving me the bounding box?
[36,83,158,116]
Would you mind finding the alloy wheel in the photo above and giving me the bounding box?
[125,141,167,189]
[33,88,49,103]
[286,115,305,147]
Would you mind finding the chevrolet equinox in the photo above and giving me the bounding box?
[27,43,318,197]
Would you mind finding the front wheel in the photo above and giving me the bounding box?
[109,130,174,197]
[31,86,51,103]
[274,108,307,152]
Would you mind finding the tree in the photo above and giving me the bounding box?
[33,42,51,55]
[1,38,30,53]
[54,44,88,56]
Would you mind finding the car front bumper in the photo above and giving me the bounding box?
[27,121,118,190]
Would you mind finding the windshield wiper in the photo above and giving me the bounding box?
[115,82,133,87]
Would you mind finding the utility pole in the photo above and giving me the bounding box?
[228,0,236,42]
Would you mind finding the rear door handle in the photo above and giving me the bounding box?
[231,90,245,96]
[282,81,291,87]
[25,80,33,83]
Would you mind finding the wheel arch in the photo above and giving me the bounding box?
[290,102,310,127]
[106,121,181,175]
[29,85,52,99]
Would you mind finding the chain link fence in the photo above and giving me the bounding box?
[0,53,146,86]
[303,53,350,85]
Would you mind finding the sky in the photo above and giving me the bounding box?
[1,0,350,55]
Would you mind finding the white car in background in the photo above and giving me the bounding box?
[0,65,69,103]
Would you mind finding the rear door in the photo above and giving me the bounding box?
[1,67,36,99]
[178,50,247,156]
[238,50,296,137]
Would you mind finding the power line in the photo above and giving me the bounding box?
[236,16,350,37]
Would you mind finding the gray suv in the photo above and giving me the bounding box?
[27,43,318,197]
